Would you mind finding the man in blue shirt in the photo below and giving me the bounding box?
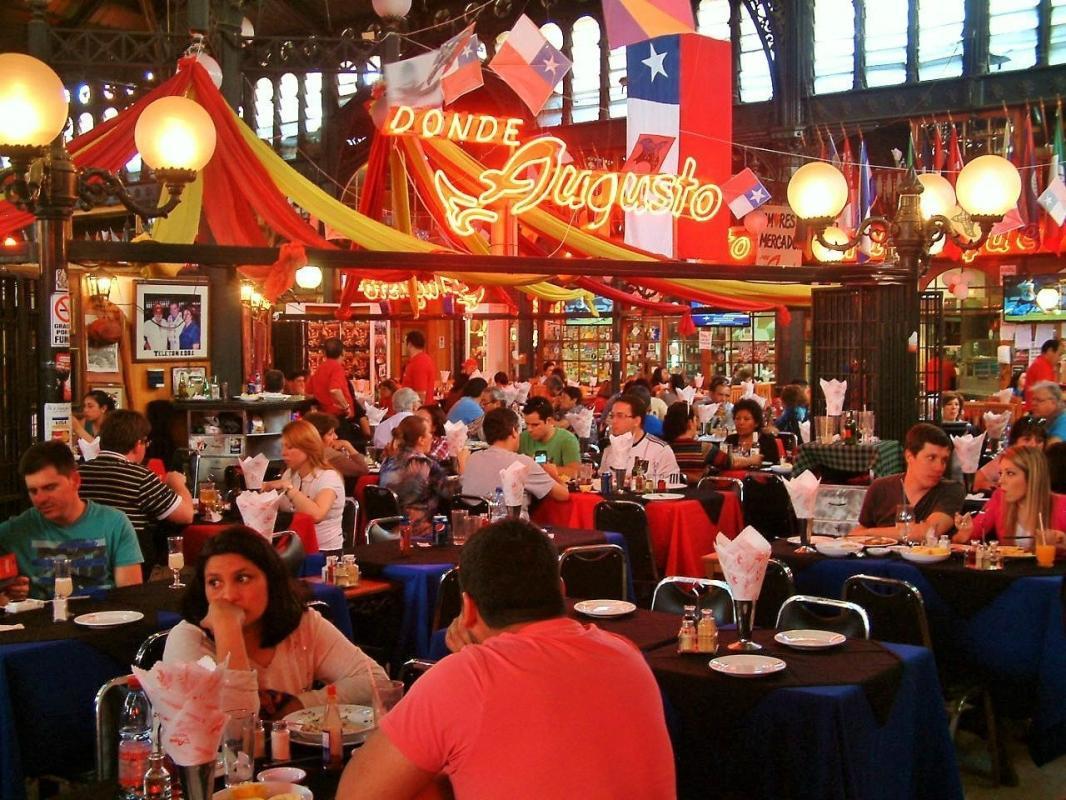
[447,377,489,427]
[0,442,142,600]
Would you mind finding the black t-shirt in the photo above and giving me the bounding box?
[858,474,965,528]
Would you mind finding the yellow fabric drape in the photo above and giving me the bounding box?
[664,278,812,305]
[150,170,203,245]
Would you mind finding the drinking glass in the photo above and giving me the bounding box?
[578,463,594,489]
[1036,529,1057,568]
[795,517,817,554]
[222,710,255,786]
[895,504,915,543]
[52,555,72,600]
[815,416,836,445]
[372,678,404,725]
[858,411,876,443]
[450,509,468,542]
[727,597,762,651]
[167,536,186,589]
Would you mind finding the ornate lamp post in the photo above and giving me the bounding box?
[0,53,215,439]
[373,0,411,64]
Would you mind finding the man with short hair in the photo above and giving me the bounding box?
[263,369,286,394]
[337,519,675,800]
[553,386,583,431]
[372,387,420,448]
[461,408,569,503]
[79,409,194,572]
[447,377,489,426]
[1024,339,1062,406]
[626,382,665,437]
[285,369,309,396]
[599,393,680,484]
[852,422,964,542]
[401,330,437,404]
[307,337,356,419]
[520,397,581,480]
[704,375,734,429]
[1029,381,1066,443]
[0,442,143,600]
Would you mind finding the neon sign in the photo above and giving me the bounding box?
[386,106,523,148]
[358,276,484,311]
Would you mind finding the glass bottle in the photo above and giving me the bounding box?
[117,677,153,800]
[142,734,172,800]
[697,608,718,654]
[271,720,291,762]
[677,604,698,654]
[321,684,344,770]
[176,372,188,400]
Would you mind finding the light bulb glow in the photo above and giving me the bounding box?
[295,265,323,290]
[0,54,69,148]
[134,96,216,172]
[916,173,957,220]
[811,226,850,263]
[1036,286,1061,312]
[956,155,1022,217]
[787,161,849,221]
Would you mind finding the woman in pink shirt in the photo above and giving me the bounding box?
[954,445,1066,547]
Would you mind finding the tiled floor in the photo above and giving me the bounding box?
[958,723,1066,800]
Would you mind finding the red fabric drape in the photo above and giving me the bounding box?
[630,277,790,325]
[238,242,307,302]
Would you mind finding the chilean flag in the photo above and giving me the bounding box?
[625,33,731,260]
[490,15,571,116]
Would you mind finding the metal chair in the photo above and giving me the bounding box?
[777,432,798,458]
[451,494,490,515]
[775,594,870,639]
[363,485,400,530]
[754,558,796,629]
[697,475,743,501]
[341,497,359,552]
[366,515,404,543]
[558,544,628,600]
[272,530,306,576]
[651,576,734,625]
[133,630,170,670]
[432,567,462,631]
[94,675,132,781]
[593,499,657,608]
[399,659,435,693]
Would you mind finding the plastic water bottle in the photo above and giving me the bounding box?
[117,677,153,799]
[491,487,506,521]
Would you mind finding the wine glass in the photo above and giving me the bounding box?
[167,537,186,589]
[52,555,72,600]
[895,504,915,544]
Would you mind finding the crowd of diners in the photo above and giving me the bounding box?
[3,333,1066,796]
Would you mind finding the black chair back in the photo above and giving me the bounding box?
[364,484,401,524]
[842,574,932,647]
[593,500,657,607]
[272,530,306,576]
[742,473,798,540]
[133,630,170,670]
[367,515,404,543]
[558,544,628,600]
[651,577,734,624]
[697,475,744,500]
[775,595,870,639]
[754,558,796,628]
[399,659,435,693]
[451,494,489,515]
[341,498,359,551]
[777,432,798,458]
[432,567,462,630]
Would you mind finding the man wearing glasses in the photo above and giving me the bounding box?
[599,393,680,485]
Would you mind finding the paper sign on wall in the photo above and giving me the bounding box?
[50,292,70,347]
[698,329,712,350]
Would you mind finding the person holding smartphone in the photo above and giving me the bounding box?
[519,398,581,481]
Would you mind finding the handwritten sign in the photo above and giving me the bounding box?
[754,205,801,267]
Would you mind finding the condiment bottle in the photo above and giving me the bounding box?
[697,609,718,654]
[322,684,344,770]
[271,720,291,762]
[677,604,698,654]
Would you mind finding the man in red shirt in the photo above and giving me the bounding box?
[400,330,437,404]
[1024,338,1062,407]
[307,337,355,419]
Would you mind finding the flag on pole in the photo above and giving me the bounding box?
[621,133,676,173]
[441,25,484,105]
[945,124,964,186]
[1044,102,1066,252]
[1038,178,1066,225]
[489,15,571,116]
[1020,106,1041,235]
[858,138,877,261]
[837,134,857,233]
[932,124,946,173]
[384,49,445,109]
[721,168,771,219]
[602,0,695,49]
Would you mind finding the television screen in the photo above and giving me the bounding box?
[1003,275,1065,322]
[691,309,751,327]
[564,295,612,326]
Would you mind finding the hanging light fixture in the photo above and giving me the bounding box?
[295,264,323,290]
[85,271,114,304]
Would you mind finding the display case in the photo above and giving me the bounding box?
[540,318,616,385]
[274,309,390,394]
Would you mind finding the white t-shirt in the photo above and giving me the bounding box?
[280,466,345,551]
[372,411,413,448]
[600,432,680,483]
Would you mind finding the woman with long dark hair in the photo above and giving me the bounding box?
[72,389,116,443]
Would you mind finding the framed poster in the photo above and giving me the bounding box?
[134,281,208,361]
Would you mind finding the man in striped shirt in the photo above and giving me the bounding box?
[79,410,194,575]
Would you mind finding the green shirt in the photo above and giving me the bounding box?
[0,500,142,599]
[519,427,581,468]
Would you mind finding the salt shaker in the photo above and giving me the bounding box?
[271,720,291,762]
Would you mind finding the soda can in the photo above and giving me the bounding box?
[432,514,450,546]
[600,471,612,495]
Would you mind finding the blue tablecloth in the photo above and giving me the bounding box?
[788,557,1066,765]
[0,581,351,800]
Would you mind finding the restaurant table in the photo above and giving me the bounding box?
[182,511,320,561]
[793,439,904,480]
[532,487,745,577]
[772,540,1066,765]
[0,578,351,800]
[651,628,962,800]
[347,527,629,661]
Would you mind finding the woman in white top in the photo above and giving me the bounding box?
[163,526,386,718]
[265,419,346,555]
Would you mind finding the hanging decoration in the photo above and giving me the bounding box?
[358,276,485,310]
[488,15,572,116]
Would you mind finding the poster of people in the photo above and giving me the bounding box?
[134,281,209,361]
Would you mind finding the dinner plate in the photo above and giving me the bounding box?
[997,546,1035,559]
[709,654,787,677]
[283,704,374,746]
[574,599,637,618]
[642,492,685,501]
[785,535,835,546]
[774,629,846,650]
[73,610,144,627]
[847,535,898,547]
[213,782,312,799]
[899,548,951,564]
[815,540,865,558]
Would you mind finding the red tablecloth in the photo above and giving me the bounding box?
[181,511,320,561]
[532,491,744,578]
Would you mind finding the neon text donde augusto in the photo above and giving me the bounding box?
[385,106,723,236]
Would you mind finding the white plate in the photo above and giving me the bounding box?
[774,629,847,650]
[709,654,787,677]
[283,704,374,746]
[867,546,895,557]
[643,492,685,501]
[73,610,144,627]
[816,540,865,558]
[257,767,307,783]
[213,782,312,799]
[770,464,794,475]
[574,599,637,618]
[786,535,835,546]
[899,548,951,564]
